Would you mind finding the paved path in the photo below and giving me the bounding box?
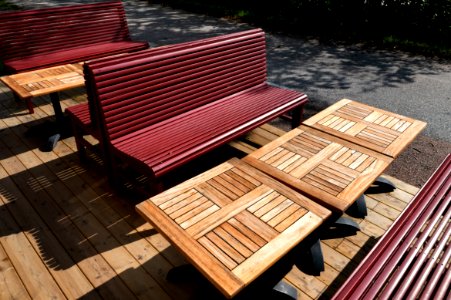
[11,0,450,142]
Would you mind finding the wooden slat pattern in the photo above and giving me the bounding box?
[137,158,331,298]
[0,64,84,99]
[244,125,393,212]
[0,84,421,299]
[303,99,427,157]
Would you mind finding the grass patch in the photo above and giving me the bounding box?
[382,36,451,58]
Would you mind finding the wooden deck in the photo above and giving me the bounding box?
[0,83,419,299]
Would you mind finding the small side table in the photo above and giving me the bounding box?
[136,158,331,298]
[1,63,85,150]
[303,98,427,158]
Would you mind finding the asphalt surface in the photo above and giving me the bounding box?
[7,0,451,186]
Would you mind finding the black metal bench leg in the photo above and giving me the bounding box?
[16,93,34,114]
[365,176,396,194]
[346,194,367,218]
[291,106,303,129]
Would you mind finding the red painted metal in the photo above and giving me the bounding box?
[420,244,451,299]
[0,1,148,73]
[71,28,308,182]
[66,29,266,153]
[331,154,451,300]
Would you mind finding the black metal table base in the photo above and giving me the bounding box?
[366,176,396,194]
[345,194,367,218]
[167,264,299,299]
[295,238,325,276]
[36,91,70,152]
[320,216,360,240]
[271,281,298,300]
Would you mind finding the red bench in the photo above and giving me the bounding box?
[0,1,148,74]
[67,28,309,190]
[67,30,267,160]
[332,153,450,300]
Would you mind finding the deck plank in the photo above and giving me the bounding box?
[0,84,420,299]
[0,162,96,299]
[0,171,65,299]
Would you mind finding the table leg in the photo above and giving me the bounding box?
[271,281,298,300]
[365,176,396,194]
[167,264,300,299]
[49,92,65,126]
[42,92,69,151]
[320,216,360,240]
[345,194,367,218]
[296,238,325,275]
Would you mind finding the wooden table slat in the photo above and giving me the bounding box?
[303,99,427,158]
[243,126,393,213]
[136,158,331,298]
[0,63,84,99]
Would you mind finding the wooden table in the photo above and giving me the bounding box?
[303,99,427,158]
[1,63,85,150]
[0,63,84,116]
[243,125,393,213]
[136,158,331,298]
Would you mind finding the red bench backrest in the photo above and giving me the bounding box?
[0,1,131,61]
[84,28,267,142]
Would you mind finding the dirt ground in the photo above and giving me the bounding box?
[385,134,451,187]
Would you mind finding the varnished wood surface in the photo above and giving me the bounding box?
[303,99,427,158]
[243,125,393,212]
[0,63,84,99]
[136,158,331,298]
[0,84,420,299]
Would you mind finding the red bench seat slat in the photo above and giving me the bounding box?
[111,84,306,176]
[4,42,149,73]
[332,154,451,300]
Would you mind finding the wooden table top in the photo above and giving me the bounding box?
[136,158,331,298]
[0,63,84,99]
[243,125,393,213]
[303,99,427,158]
